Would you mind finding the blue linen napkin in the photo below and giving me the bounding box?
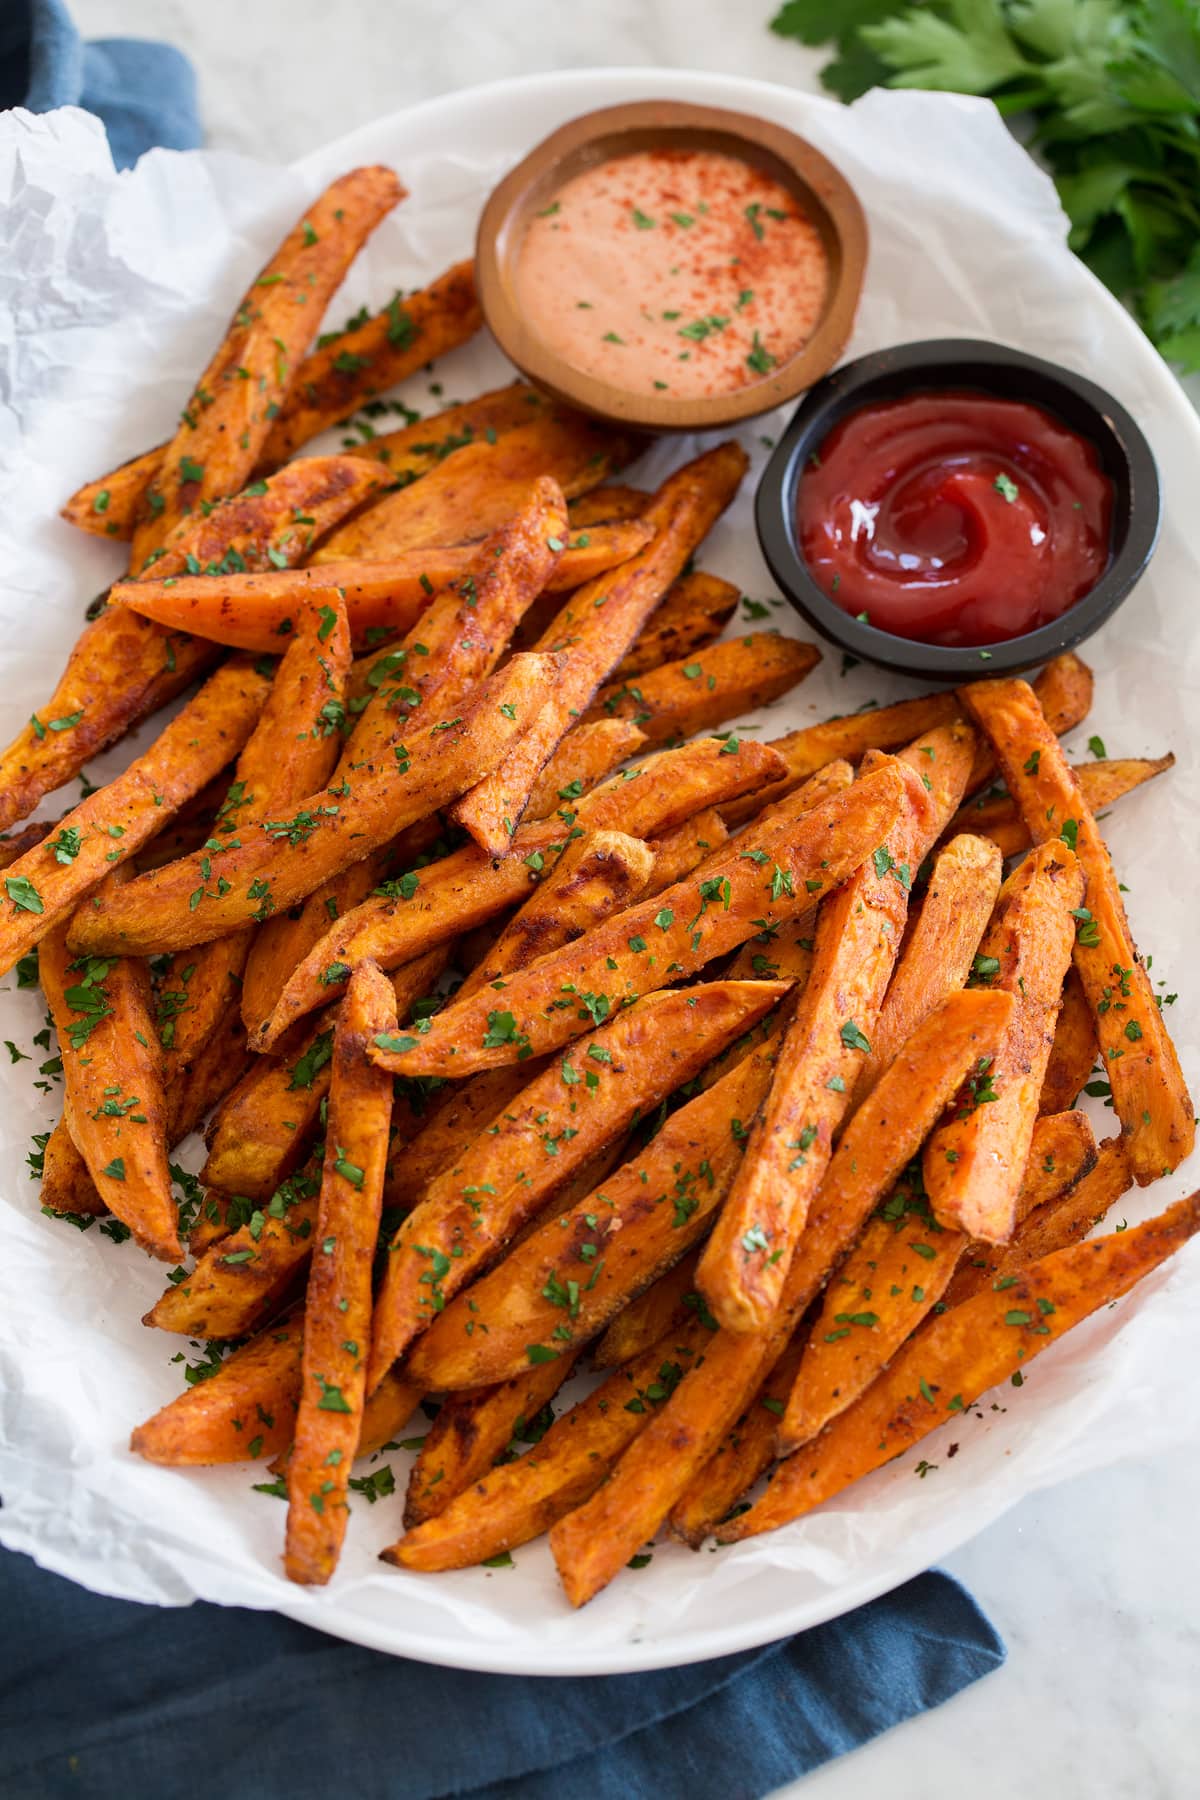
[0,0,200,168]
[0,5,1005,1790]
[0,1545,1003,1798]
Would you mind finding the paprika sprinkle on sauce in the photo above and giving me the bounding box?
[797,392,1114,647]
[515,148,829,400]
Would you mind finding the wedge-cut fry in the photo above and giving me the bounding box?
[587,633,820,745]
[456,830,654,1001]
[345,380,543,470]
[258,735,787,1049]
[719,1195,1200,1542]
[382,1066,536,1213]
[145,1152,322,1337]
[150,455,386,581]
[524,719,648,821]
[165,995,254,1144]
[40,1114,105,1218]
[68,653,558,958]
[961,677,1194,1185]
[942,1132,1132,1309]
[202,1019,333,1199]
[951,755,1175,859]
[407,1030,786,1391]
[857,833,1003,1102]
[39,919,178,1260]
[314,414,631,562]
[567,485,650,526]
[783,1109,1099,1452]
[131,1310,305,1466]
[382,762,908,1080]
[923,841,1085,1243]
[547,984,1015,1603]
[357,1369,425,1462]
[158,596,352,1072]
[591,1252,703,1369]
[285,963,395,1585]
[258,258,480,466]
[720,651,1094,829]
[383,1316,714,1573]
[0,658,271,972]
[453,443,749,855]
[62,444,162,541]
[366,980,787,1390]
[667,1330,807,1548]
[64,262,482,542]
[1040,968,1098,1115]
[110,524,651,654]
[646,808,728,891]
[201,949,445,1205]
[129,167,405,565]
[404,1351,579,1527]
[614,572,740,681]
[702,730,974,1332]
[0,817,54,870]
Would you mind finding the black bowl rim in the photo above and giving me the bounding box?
[754,337,1162,682]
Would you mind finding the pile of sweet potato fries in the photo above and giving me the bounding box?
[3,165,1195,1601]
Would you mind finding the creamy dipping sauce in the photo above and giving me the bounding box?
[515,148,829,399]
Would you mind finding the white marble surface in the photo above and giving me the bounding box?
[71,3,1200,1794]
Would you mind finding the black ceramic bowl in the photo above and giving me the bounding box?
[754,339,1162,682]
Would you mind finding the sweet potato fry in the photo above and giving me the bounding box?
[961,677,1194,1185]
[145,1152,322,1338]
[718,1194,1200,1542]
[157,597,352,1072]
[39,919,178,1259]
[523,719,647,821]
[131,1310,305,1466]
[1039,968,1098,1115]
[345,380,542,471]
[404,1351,580,1527]
[256,258,480,466]
[314,414,631,562]
[950,755,1175,858]
[456,829,654,1001]
[613,572,740,681]
[591,1251,703,1369]
[856,833,1003,1102]
[453,442,749,855]
[646,809,728,890]
[3,454,382,841]
[381,762,909,1080]
[257,734,787,1050]
[64,262,482,542]
[201,949,445,1205]
[68,652,558,957]
[110,524,651,654]
[129,167,405,565]
[586,633,820,745]
[720,651,1094,829]
[165,995,253,1142]
[667,1330,808,1548]
[285,963,396,1585]
[566,485,650,526]
[407,1029,785,1391]
[357,1368,425,1462]
[0,658,269,961]
[701,730,974,1333]
[923,841,1085,1243]
[62,444,162,542]
[39,1114,105,1218]
[365,980,787,1390]
[381,1066,535,1213]
[941,1129,1127,1309]
[546,985,1015,1602]
[383,1316,714,1572]
[783,1109,1099,1452]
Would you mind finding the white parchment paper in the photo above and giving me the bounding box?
[1,71,1198,1674]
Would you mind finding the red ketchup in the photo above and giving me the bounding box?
[796,391,1113,646]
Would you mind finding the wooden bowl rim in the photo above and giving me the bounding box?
[476,99,869,433]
